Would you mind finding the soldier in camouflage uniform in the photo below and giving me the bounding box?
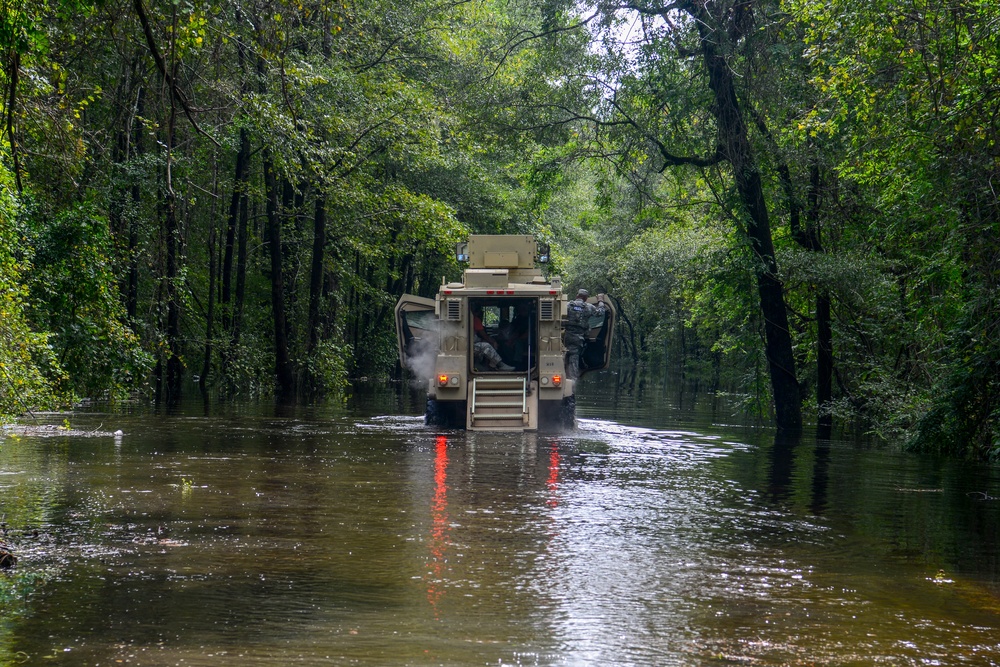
[472,304,515,372]
[564,289,607,380]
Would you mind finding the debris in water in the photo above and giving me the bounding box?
[0,543,15,569]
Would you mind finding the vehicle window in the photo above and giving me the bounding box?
[482,306,500,327]
[406,309,438,331]
[587,311,606,328]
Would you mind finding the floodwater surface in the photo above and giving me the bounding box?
[2,373,1000,666]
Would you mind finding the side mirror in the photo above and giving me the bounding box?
[456,242,469,263]
[537,242,550,263]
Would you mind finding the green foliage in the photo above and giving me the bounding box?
[0,0,578,402]
[219,334,277,399]
[5,0,996,458]
[20,201,151,400]
[785,0,1000,452]
[909,291,1000,459]
[304,339,352,398]
[0,154,62,420]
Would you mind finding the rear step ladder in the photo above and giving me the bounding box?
[469,376,528,430]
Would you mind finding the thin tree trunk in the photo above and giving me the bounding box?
[808,159,833,429]
[163,22,184,405]
[201,225,216,396]
[307,196,326,355]
[200,145,220,396]
[127,86,144,323]
[165,190,183,403]
[264,152,296,402]
[225,6,252,352]
[324,239,341,339]
[5,49,22,192]
[232,187,249,346]
[222,127,250,331]
[351,249,361,354]
[280,178,298,354]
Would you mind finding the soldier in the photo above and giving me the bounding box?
[472,304,515,372]
[564,289,607,380]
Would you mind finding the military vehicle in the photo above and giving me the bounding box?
[395,235,614,430]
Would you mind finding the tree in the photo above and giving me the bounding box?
[578,0,802,428]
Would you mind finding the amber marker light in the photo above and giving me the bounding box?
[438,374,449,386]
[552,375,562,387]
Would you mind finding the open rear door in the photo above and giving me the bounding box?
[395,295,437,375]
[580,301,615,375]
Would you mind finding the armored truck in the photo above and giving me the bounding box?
[395,235,614,430]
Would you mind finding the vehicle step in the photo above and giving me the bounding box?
[472,412,524,419]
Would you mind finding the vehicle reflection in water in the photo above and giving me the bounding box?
[0,383,999,665]
[425,435,449,615]
[546,442,560,507]
[422,433,566,623]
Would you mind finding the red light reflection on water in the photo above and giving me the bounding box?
[547,442,560,507]
[426,435,450,614]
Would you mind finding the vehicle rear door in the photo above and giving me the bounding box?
[581,300,615,374]
[395,295,437,370]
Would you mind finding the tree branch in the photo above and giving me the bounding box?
[133,0,220,147]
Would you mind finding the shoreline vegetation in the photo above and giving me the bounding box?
[0,0,997,458]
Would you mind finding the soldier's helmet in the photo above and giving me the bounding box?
[576,289,589,299]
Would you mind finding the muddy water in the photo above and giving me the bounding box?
[1,373,999,666]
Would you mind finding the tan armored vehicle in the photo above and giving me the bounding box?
[395,235,614,430]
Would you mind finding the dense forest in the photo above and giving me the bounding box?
[0,0,997,457]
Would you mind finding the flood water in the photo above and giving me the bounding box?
[2,371,1000,666]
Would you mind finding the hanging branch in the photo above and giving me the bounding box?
[2,48,23,192]
[132,0,221,147]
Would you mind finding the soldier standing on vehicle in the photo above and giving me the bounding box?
[564,289,608,380]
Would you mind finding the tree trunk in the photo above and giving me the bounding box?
[808,160,833,429]
[232,185,249,346]
[226,7,253,353]
[693,5,802,430]
[110,61,143,324]
[163,90,184,406]
[222,127,250,332]
[201,224,217,396]
[280,178,298,353]
[307,196,326,355]
[753,108,835,429]
[5,49,22,192]
[164,193,184,404]
[263,152,296,402]
[126,87,144,323]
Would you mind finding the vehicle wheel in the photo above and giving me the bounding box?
[560,395,576,429]
[425,398,441,426]
[426,398,467,429]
